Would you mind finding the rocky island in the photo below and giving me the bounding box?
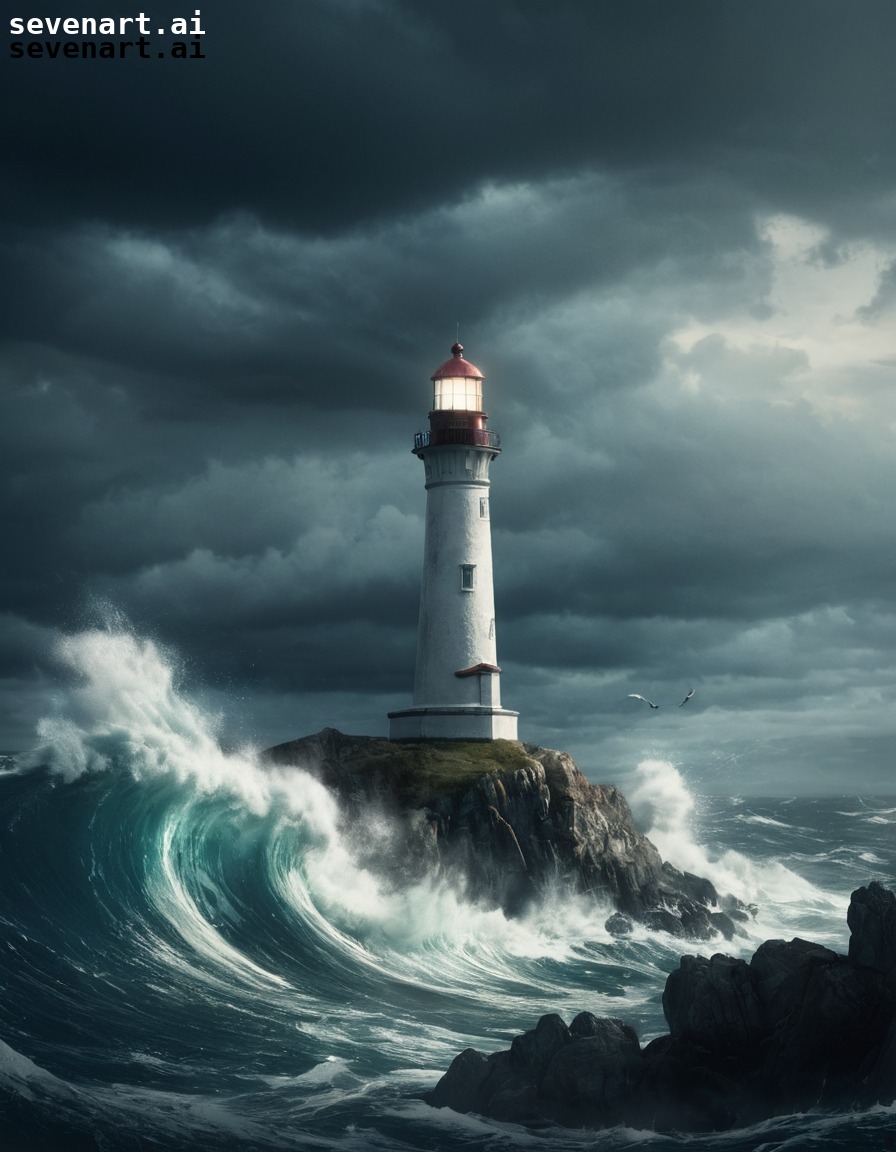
[264,731,894,1131]
[264,728,748,939]
[427,881,896,1131]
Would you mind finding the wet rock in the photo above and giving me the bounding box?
[663,952,765,1057]
[644,908,685,936]
[709,911,737,940]
[868,1011,896,1100]
[721,893,757,923]
[426,1048,489,1112]
[847,880,896,979]
[510,1013,571,1077]
[634,1034,742,1132]
[749,936,838,1029]
[426,881,896,1133]
[677,900,721,941]
[541,1020,642,1127]
[264,728,747,939]
[763,956,893,1110]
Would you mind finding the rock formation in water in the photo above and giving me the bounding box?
[426,881,896,1132]
[264,728,749,939]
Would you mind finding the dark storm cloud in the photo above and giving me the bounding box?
[502,387,896,624]
[1,169,763,410]
[2,0,896,789]
[0,171,768,628]
[4,0,895,234]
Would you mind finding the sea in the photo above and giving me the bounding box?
[1,629,894,1151]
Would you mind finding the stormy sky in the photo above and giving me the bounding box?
[3,0,896,794]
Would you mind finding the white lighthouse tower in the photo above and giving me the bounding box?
[388,343,519,741]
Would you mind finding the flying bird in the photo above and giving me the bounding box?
[627,689,696,710]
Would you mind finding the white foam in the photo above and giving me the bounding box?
[0,1038,77,1101]
[625,758,844,945]
[21,627,852,983]
[739,814,792,828]
[23,626,611,988]
[261,1056,360,1089]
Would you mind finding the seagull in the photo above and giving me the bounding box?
[627,689,696,710]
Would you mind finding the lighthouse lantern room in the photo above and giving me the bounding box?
[388,343,519,741]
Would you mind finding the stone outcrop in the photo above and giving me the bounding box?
[264,728,747,939]
[426,882,896,1132]
[848,879,896,976]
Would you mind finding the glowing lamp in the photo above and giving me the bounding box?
[431,342,484,411]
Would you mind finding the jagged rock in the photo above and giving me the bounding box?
[604,912,633,937]
[426,882,896,1133]
[663,952,765,1056]
[426,1048,491,1114]
[721,893,757,923]
[264,728,748,938]
[541,1017,642,1127]
[762,954,892,1110]
[510,1013,571,1077]
[644,909,685,936]
[847,879,896,979]
[709,912,737,940]
[749,936,838,1029]
[634,1034,742,1132]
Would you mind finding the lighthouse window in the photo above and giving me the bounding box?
[480,498,489,519]
[460,564,476,591]
[433,377,483,411]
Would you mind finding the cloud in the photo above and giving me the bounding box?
[3,1,896,791]
[6,1,896,234]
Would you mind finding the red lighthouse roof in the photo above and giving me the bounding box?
[431,342,484,380]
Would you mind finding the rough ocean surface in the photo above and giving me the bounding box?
[265,728,748,939]
[2,630,896,1151]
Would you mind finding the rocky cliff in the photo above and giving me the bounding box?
[427,881,896,1132]
[264,728,747,939]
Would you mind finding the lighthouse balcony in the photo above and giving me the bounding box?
[414,428,501,451]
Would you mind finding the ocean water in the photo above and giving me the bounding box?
[1,630,894,1151]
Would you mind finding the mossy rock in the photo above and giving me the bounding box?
[264,729,536,810]
[340,738,535,807]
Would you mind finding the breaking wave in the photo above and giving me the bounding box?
[1,626,893,1150]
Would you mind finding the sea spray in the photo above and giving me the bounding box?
[21,628,621,981]
[626,756,699,870]
[3,627,894,1149]
[627,757,847,947]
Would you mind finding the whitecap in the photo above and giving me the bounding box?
[739,815,792,828]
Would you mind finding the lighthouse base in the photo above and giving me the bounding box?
[387,706,519,742]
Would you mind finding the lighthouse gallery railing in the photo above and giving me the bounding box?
[414,429,501,450]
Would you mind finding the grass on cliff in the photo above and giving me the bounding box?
[352,738,535,806]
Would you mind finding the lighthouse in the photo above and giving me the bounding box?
[388,343,519,741]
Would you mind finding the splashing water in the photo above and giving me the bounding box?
[21,629,618,971]
[1,626,893,1151]
[627,758,851,946]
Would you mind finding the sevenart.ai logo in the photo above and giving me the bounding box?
[9,9,207,59]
